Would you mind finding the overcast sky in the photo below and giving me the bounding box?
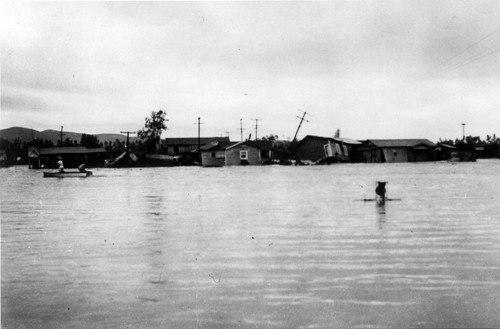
[1,1,499,141]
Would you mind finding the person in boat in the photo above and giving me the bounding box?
[78,164,87,173]
[57,160,65,173]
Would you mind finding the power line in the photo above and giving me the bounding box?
[439,26,500,68]
[442,42,500,73]
[431,26,500,75]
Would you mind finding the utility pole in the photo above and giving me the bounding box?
[293,111,311,142]
[60,126,65,146]
[198,117,201,152]
[461,123,466,140]
[120,131,137,154]
[240,119,244,142]
[251,118,262,140]
[193,117,205,153]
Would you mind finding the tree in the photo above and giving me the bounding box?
[259,134,279,142]
[137,110,168,153]
[80,134,101,148]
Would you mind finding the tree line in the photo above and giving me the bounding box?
[439,134,500,158]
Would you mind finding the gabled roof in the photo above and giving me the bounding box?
[201,140,263,152]
[226,141,261,150]
[201,141,238,151]
[39,146,106,155]
[366,139,436,148]
[164,137,230,145]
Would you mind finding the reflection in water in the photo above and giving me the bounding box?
[376,202,386,230]
[2,162,500,329]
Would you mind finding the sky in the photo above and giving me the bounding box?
[1,1,499,142]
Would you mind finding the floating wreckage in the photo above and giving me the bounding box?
[104,151,139,168]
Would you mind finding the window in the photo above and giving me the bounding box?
[323,144,331,157]
[343,145,349,156]
[240,150,248,159]
[335,144,341,155]
[211,152,216,158]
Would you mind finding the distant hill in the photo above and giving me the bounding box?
[0,127,138,145]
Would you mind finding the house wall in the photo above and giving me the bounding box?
[226,145,260,166]
[326,141,351,161]
[381,147,409,162]
[361,149,383,163]
[414,149,436,161]
[295,139,326,162]
[41,152,106,168]
[201,151,226,167]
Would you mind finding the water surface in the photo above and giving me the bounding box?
[2,161,500,328]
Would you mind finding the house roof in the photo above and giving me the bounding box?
[200,141,238,151]
[366,139,436,148]
[298,135,361,145]
[39,146,106,155]
[164,137,230,145]
[226,141,261,150]
[437,143,456,150]
[251,140,273,150]
[332,137,362,145]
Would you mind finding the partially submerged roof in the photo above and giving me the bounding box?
[298,135,361,145]
[437,143,456,150]
[365,139,436,148]
[201,141,238,151]
[39,146,106,155]
[332,137,362,145]
[164,137,230,145]
[226,141,261,150]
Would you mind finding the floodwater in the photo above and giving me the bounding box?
[1,161,500,329]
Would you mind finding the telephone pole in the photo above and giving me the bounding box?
[292,111,311,142]
[120,131,137,154]
[193,117,205,153]
[251,118,262,140]
[240,119,244,142]
[59,126,65,146]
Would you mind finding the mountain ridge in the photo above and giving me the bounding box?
[0,127,138,145]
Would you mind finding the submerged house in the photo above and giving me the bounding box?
[28,146,106,168]
[163,137,230,156]
[294,135,361,163]
[252,140,273,163]
[357,139,437,163]
[0,150,8,167]
[201,141,261,167]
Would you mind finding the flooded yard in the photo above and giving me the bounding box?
[2,161,500,328]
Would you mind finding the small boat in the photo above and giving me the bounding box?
[43,171,93,178]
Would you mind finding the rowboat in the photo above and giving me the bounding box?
[43,171,93,178]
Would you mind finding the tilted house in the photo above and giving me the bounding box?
[163,137,230,156]
[357,139,437,163]
[294,135,361,163]
[201,141,261,167]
